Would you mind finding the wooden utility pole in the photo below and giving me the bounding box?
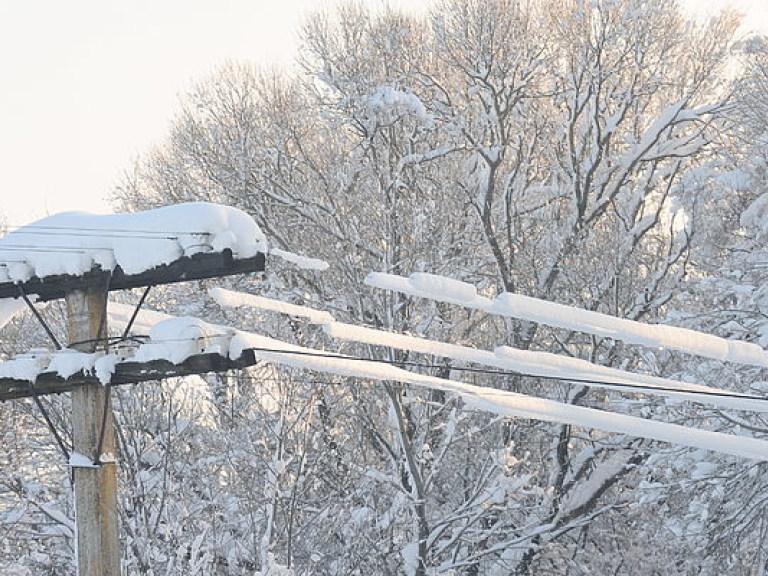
[67,286,120,576]
[0,249,265,573]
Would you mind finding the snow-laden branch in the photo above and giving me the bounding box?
[0,298,26,330]
[364,272,768,368]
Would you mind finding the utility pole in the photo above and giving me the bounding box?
[67,286,120,576]
[0,249,266,574]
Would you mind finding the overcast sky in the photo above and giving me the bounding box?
[1,0,766,227]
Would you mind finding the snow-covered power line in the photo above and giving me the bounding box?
[4,296,764,459]
[210,287,335,324]
[47,325,768,407]
[365,272,768,368]
[227,329,768,461]
[209,288,768,413]
[106,310,768,461]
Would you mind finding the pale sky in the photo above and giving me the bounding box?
[0,0,766,228]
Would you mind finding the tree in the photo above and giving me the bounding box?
[664,33,768,573]
[105,1,759,574]
[0,301,75,574]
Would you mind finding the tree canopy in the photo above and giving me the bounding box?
[3,1,768,574]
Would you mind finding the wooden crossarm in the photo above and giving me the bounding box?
[0,349,259,402]
[0,250,265,302]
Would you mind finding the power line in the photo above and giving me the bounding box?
[0,225,216,250]
[0,241,218,261]
[1,223,213,236]
[4,232,181,241]
[0,246,110,254]
[233,345,768,404]
[23,333,767,406]
[0,242,170,253]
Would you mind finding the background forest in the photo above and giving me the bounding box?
[3,0,768,574]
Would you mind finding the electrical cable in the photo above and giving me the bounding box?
[0,226,215,258]
[0,247,100,254]
[26,332,768,405]
[4,232,181,241]
[0,244,149,253]
[231,345,768,404]
[0,238,221,261]
[1,223,212,236]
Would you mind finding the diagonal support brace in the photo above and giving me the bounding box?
[25,381,71,462]
[17,283,62,350]
[94,283,152,466]
[121,284,153,340]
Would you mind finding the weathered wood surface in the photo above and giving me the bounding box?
[0,350,259,402]
[0,250,265,302]
[68,287,120,576]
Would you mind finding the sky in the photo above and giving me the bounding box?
[0,0,766,228]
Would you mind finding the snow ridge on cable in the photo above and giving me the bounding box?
[211,288,768,414]
[365,272,768,368]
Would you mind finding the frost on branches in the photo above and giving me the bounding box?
[3,1,767,575]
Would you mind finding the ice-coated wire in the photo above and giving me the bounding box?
[64,332,768,406]
[2,223,212,236]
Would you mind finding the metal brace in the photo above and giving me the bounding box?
[16,283,62,350]
[93,283,153,466]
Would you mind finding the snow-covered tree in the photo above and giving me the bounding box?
[95,1,768,574]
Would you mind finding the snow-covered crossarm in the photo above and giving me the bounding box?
[0,344,258,401]
[0,203,266,301]
[365,272,768,368]
[0,305,249,400]
[211,288,768,414]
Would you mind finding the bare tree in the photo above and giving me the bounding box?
[103,2,755,574]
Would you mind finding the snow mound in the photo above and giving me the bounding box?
[134,317,235,364]
[0,202,267,282]
[270,248,329,271]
